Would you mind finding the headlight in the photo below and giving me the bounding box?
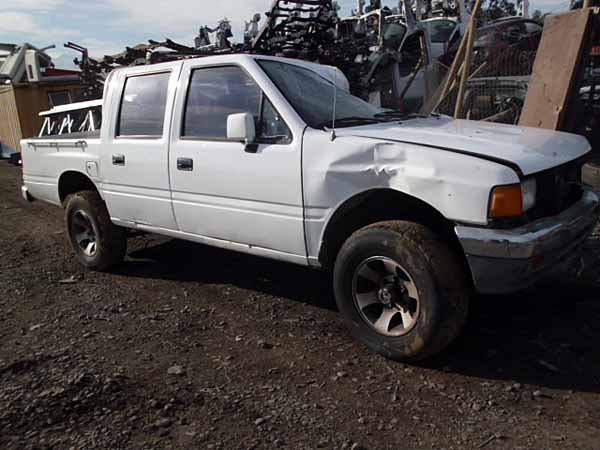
[521,178,537,212]
[489,179,537,218]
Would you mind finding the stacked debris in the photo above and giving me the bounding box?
[251,0,339,60]
[65,0,553,126]
[67,1,426,107]
[67,2,337,99]
[65,42,113,99]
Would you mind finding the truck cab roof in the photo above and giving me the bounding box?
[109,54,351,92]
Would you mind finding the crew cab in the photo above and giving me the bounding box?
[20,55,599,361]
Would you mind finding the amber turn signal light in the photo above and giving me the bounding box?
[489,184,523,218]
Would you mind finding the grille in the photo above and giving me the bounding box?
[527,157,585,221]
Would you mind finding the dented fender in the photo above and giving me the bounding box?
[301,128,520,263]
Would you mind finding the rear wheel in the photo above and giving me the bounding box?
[65,190,126,271]
[333,220,470,361]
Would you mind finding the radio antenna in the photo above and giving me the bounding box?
[330,67,338,142]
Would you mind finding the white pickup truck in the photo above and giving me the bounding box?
[21,55,599,361]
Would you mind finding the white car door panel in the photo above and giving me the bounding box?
[169,61,306,256]
[170,140,304,255]
[101,64,182,229]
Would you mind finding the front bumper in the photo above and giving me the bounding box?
[456,189,600,294]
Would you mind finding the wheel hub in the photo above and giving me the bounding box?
[352,256,421,337]
[71,210,98,257]
[377,282,405,308]
[377,286,393,306]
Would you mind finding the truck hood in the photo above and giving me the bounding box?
[336,117,591,176]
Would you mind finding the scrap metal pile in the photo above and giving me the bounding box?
[67,0,432,103]
[66,0,563,126]
[68,1,331,99]
[251,0,340,59]
[65,37,227,99]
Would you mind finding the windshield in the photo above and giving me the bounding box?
[258,60,385,129]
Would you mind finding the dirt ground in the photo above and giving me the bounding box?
[1,161,600,450]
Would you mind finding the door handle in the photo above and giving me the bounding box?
[112,154,125,166]
[177,157,194,171]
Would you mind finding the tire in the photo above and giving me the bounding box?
[65,190,127,271]
[333,220,470,362]
[582,162,600,189]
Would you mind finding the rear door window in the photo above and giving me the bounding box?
[117,72,170,137]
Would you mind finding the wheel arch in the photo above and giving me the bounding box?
[317,188,468,274]
[58,170,100,206]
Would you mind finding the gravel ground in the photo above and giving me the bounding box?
[1,161,600,450]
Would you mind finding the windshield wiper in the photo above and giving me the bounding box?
[373,111,409,120]
[317,116,382,129]
[373,111,441,120]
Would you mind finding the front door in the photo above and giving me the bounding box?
[101,64,181,230]
[169,62,305,257]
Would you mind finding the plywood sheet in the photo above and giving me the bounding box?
[519,9,592,130]
[0,85,23,152]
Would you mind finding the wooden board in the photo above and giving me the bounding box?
[0,85,22,153]
[519,9,593,130]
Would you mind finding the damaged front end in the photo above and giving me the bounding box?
[456,188,600,294]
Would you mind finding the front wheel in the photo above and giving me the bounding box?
[333,221,470,361]
[65,190,127,271]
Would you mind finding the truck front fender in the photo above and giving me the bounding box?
[301,131,520,264]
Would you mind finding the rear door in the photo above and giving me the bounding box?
[168,60,306,257]
[100,63,182,229]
